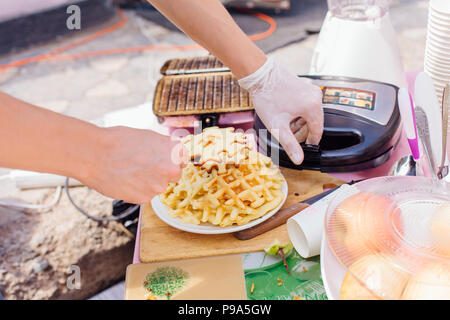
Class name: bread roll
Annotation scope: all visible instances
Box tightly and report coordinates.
[340,254,409,300]
[430,203,450,256]
[402,263,450,300]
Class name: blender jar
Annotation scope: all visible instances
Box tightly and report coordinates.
[327,0,391,20]
[310,0,407,88]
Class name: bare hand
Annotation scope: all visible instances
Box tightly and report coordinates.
[81,126,182,204]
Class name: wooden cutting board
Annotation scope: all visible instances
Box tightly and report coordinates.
[139,168,344,263]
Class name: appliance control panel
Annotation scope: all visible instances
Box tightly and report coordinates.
[303,76,398,126]
[321,87,375,110]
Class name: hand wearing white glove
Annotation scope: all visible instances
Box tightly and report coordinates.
[238,58,324,165]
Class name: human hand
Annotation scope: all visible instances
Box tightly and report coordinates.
[81,126,182,204]
[239,58,324,165]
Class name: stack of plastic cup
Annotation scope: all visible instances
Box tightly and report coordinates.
[425,0,450,112]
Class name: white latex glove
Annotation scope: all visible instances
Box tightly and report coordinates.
[238,57,324,165]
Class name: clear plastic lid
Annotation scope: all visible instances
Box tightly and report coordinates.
[325,176,450,299]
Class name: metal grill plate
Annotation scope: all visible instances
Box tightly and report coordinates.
[153,72,253,116]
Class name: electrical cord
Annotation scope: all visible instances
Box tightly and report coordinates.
[64,177,139,222]
[0,186,62,210]
[0,177,139,224]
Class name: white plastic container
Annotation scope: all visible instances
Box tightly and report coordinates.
[321,176,450,300]
[310,1,407,88]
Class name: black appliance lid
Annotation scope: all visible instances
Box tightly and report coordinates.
[254,75,402,172]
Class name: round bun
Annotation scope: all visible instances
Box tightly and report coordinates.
[332,192,400,258]
[340,254,410,300]
[430,203,450,256]
[340,272,382,300]
[401,263,450,300]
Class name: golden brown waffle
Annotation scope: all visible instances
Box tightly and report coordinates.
[153,72,253,117]
[182,127,254,171]
[140,168,345,263]
[161,158,284,227]
[160,56,229,75]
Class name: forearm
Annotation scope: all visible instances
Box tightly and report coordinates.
[148,0,267,78]
[0,91,104,180]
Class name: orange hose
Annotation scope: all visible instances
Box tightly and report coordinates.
[240,8,277,41]
[0,7,277,72]
[46,8,129,56]
[0,9,129,71]
[46,44,200,62]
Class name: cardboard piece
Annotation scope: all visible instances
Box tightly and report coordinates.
[125,255,246,300]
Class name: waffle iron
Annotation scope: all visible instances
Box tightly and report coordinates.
[255,75,402,172]
[153,56,255,131]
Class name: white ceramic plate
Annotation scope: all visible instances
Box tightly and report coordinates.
[151,175,288,234]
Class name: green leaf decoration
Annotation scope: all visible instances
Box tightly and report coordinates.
[264,239,282,256]
[143,266,189,299]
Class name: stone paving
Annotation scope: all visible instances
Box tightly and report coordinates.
[0,10,206,121]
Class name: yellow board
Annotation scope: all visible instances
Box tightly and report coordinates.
[139,168,343,263]
[124,255,246,300]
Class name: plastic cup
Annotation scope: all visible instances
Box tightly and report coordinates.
[428,24,450,37]
[429,10,450,20]
[425,53,450,67]
[426,43,450,59]
[425,54,450,66]
[430,12,450,23]
[425,48,450,64]
[425,73,450,87]
[424,64,450,78]
[429,13,450,25]
[428,20,450,33]
[427,33,450,47]
[425,58,450,70]
[425,52,450,67]
[431,0,450,15]
[433,79,449,89]
[428,25,450,41]
[428,19,450,31]
[424,64,450,79]
[427,39,450,51]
